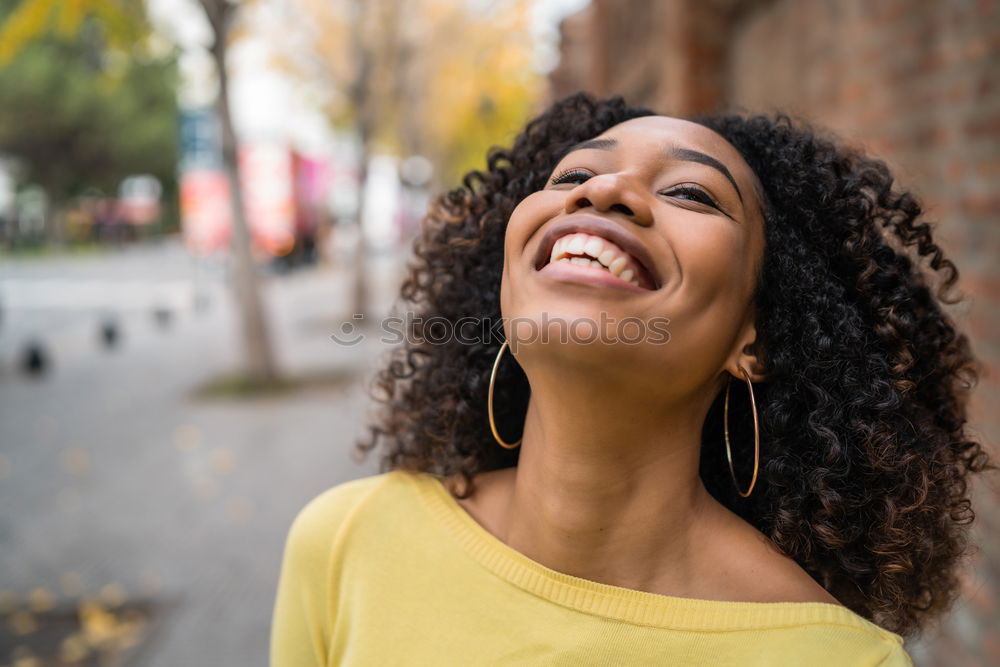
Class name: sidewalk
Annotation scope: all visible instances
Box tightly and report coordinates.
[0,240,403,665]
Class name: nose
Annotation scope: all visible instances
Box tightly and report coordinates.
[564,173,653,226]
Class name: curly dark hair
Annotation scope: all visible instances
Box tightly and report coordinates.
[355,92,991,637]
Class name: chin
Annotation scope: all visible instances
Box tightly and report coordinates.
[504,304,670,371]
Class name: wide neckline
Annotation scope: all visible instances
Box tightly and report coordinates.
[400,469,904,641]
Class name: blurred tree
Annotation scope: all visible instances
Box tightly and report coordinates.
[0,40,178,201]
[0,0,178,224]
[284,0,403,317]
[197,0,279,387]
[402,0,541,185]
[279,0,541,316]
[0,0,145,65]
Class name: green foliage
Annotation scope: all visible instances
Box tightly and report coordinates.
[0,0,147,65]
[0,19,179,201]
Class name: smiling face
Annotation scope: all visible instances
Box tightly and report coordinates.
[500,115,767,401]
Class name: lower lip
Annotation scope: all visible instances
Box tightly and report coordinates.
[536,261,651,293]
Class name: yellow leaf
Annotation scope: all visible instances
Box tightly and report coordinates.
[0,0,144,65]
[0,0,59,65]
[55,0,85,37]
[78,599,118,644]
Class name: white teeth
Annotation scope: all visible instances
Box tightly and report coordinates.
[583,237,603,258]
[552,254,644,287]
[597,249,616,267]
[546,232,649,288]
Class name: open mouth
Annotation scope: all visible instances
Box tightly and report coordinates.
[533,217,662,291]
[545,232,655,289]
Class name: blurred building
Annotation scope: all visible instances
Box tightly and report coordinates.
[551,1,1000,665]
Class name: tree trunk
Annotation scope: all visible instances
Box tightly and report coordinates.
[210,34,279,385]
[351,146,370,317]
[348,0,372,319]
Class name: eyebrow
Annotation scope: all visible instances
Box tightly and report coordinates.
[669,147,743,204]
[566,138,618,153]
[563,138,743,204]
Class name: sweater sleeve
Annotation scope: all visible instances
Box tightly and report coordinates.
[269,475,384,667]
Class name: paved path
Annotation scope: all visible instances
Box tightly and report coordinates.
[0,238,402,665]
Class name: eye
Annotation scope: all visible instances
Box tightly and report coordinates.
[550,169,593,186]
[661,185,721,210]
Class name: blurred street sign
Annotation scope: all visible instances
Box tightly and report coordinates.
[180,109,223,171]
[180,170,231,257]
[239,143,295,257]
[119,175,163,226]
[179,110,311,259]
[180,109,230,256]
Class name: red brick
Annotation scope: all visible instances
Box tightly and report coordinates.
[959,194,1000,218]
[960,275,1000,304]
[948,159,966,181]
[964,35,991,60]
[975,74,995,98]
[970,156,1000,181]
[964,111,1000,141]
[910,124,951,148]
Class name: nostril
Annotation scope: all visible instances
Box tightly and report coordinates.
[611,203,634,216]
[574,197,593,209]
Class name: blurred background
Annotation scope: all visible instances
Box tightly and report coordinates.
[0,0,996,665]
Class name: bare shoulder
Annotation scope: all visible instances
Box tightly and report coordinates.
[699,501,842,606]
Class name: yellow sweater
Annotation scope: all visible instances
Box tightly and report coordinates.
[270,470,912,666]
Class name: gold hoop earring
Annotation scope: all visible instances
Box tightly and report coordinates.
[724,366,760,498]
[488,340,521,449]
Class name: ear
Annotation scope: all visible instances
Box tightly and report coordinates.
[724,320,767,383]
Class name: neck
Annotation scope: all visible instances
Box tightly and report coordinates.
[496,363,722,595]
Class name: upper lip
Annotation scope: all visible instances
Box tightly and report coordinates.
[532,215,663,290]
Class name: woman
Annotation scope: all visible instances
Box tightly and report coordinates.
[270,94,990,665]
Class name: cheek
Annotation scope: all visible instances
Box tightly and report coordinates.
[502,191,558,276]
[663,219,758,362]
[672,218,755,300]
[500,194,542,315]
[641,223,755,379]
[505,192,553,246]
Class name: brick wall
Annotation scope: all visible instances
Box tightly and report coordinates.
[550,1,1000,664]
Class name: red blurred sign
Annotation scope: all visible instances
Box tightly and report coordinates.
[179,110,315,259]
[180,149,299,258]
[180,169,231,257]
[239,144,295,257]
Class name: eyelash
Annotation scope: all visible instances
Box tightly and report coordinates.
[666,186,721,210]
[549,170,722,211]
[550,169,592,185]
